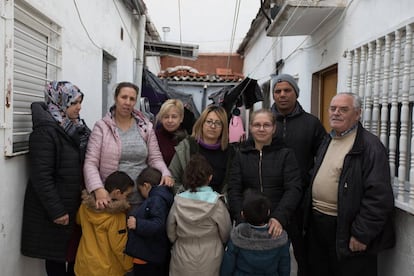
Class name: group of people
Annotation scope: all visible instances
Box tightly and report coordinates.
[20,74,395,276]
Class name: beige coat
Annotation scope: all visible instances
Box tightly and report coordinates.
[167,187,232,276]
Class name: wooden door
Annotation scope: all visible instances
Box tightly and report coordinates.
[321,69,337,130]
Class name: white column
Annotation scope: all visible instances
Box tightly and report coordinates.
[380,35,391,146]
[358,46,367,99]
[346,50,353,91]
[364,42,374,130]
[390,30,401,194]
[372,39,382,136]
[398,25,412,201]
[352,49,360,94]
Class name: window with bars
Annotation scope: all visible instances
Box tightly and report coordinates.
[5,1,61,156]
[346,22,414,214]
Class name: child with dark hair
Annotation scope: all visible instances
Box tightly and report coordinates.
[220,189,290,276]
[75,171,134,276]
[167,154,232,276]
[126,167,174,276]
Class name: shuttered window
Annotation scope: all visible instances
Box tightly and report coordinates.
[5,1,61,156]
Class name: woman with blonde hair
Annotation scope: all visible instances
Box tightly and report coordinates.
[155,99,187,166]
[169,105,231,193]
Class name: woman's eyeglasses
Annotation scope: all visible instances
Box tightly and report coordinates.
[205,120,223,128]
[251,123,273,130]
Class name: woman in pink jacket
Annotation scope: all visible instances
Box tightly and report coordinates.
[84,82,174,209]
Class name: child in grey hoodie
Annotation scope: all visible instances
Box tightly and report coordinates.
[220,189,290,276]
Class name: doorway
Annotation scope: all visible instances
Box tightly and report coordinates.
[312,65,337,130]
[102,52,117,116]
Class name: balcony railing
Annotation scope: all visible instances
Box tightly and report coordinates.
[346,22,414,213]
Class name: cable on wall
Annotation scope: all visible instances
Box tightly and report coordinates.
[73,0,101,49]
[246,0,349,81]
[246,0,307,79]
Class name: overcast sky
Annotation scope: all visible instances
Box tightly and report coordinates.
[144,0,261,53]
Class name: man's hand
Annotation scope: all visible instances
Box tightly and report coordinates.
[268,217,283,238]
[349,236,367,252]
[54,214,69,225]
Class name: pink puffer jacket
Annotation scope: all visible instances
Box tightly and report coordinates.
[84,110,170,193]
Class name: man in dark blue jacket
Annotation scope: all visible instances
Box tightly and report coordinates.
[305,92,395,276]
[271,73,326,276]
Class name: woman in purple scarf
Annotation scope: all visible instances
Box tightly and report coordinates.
[169,105,231,194]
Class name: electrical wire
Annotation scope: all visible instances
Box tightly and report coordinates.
[178,0,184,68]
[246,0,306,79]
[226,0,241,73]
[72,0,101,49]
[246,0,349,81]
[283,5,340,62]
[301,0,354,50]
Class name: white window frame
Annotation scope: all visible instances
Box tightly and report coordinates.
[3,0,61,156]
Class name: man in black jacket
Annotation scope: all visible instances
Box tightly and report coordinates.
[305,92,395,276]
[271,74,326,276]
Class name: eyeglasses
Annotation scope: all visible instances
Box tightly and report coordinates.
[329,106,352,114]
[251,123,273,130]
[205,120,223,128]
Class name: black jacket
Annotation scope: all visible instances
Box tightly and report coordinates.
[304,123,395,258]
[125,185,174,264]
[21,102,90,261]
[272,102,326,185]
[227,137,303,228]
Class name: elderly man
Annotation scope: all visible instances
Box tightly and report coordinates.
[271,74,326,276]
[305,92,395,276]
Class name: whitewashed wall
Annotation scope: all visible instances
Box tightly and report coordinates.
[241,20,275,87]
[0,0,142,274]
[242,0,414,275]
[146,56,162,76]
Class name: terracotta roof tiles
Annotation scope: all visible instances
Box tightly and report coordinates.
[158,66,243,83]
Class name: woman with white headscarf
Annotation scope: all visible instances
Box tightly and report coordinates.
[21,81,91,275]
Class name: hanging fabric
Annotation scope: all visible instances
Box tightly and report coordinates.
[229,108,245,143]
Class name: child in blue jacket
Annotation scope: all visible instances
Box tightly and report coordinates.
[126,167,174,276]
[220,189,290,276]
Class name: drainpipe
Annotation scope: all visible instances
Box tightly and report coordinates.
[135,14,146,110]
[202,84,208,111]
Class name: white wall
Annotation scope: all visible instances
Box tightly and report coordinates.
[18,0,141,126]
[0,0,141,274]
[146,56,162,76]
[241,21,275,86]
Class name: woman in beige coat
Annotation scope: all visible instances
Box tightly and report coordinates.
[167,154,231,276]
